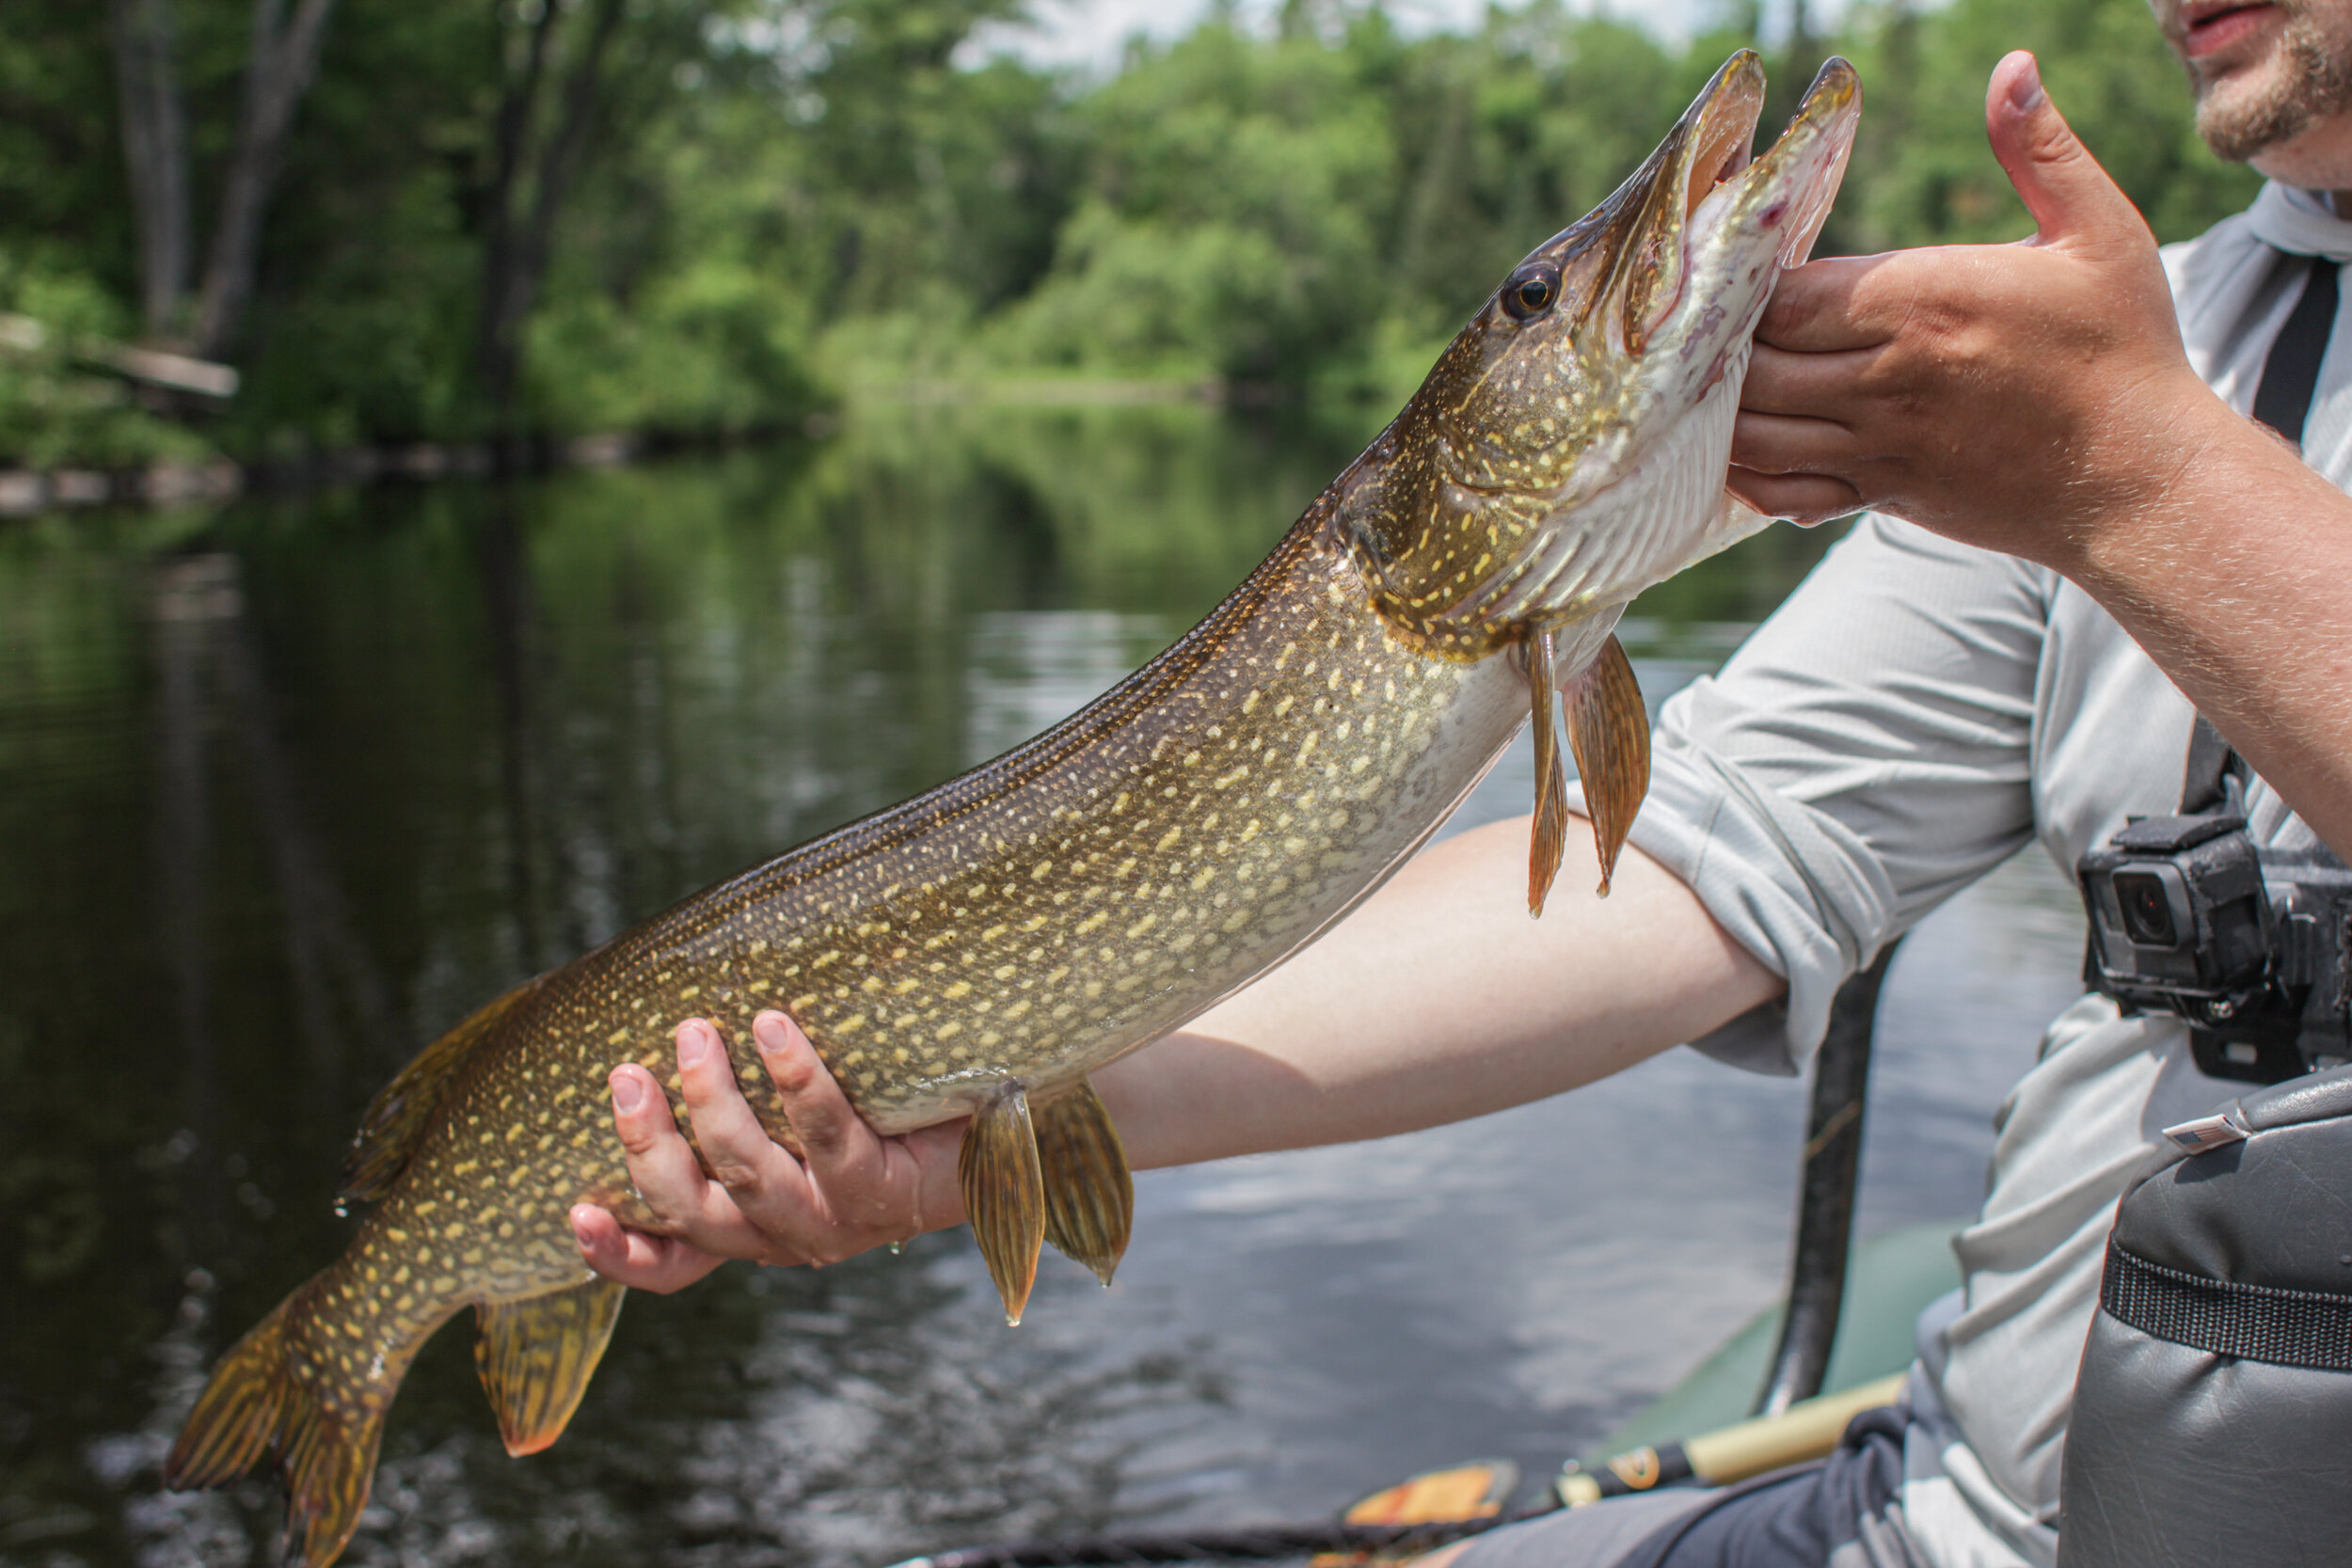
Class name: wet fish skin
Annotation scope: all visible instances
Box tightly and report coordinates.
[164,51,1859,1568]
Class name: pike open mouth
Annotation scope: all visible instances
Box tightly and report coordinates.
[1682,62,1763,220]
[1673,53,1857,241]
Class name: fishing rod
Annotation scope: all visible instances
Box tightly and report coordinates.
[882,944,1909,1568]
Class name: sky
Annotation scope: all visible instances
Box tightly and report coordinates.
[967,0,1856,77]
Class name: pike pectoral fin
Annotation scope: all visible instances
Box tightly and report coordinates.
[473,1277,627,1457]
[1563,635,1650,897]
[960,1085,1046,1325]
[1526,627,1570,917]
[1036,1078,1134,1287]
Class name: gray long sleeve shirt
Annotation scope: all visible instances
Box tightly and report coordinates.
[1601,183,2352,1565]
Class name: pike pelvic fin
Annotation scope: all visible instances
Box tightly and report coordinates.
[341,978,543,1204]
[1035,1078,1134,1287]
[1526,627,1570,917]
[163,1285,388,1568]
[1563,635,1650,897]
[474,1277,628,1457]
[961,1085,1046,1325]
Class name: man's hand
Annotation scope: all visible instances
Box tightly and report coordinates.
[1730,51,2236,569]
[569,1009,966,1292]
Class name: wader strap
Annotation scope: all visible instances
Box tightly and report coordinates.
[2252,252,2339,449]
[2179,716,2236,815]
[2100,1235,2352,1372]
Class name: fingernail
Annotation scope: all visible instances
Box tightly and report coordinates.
[677,1026,713,1069]
[2007,55,2043,114]
[754,1011,789,1053]
[612,1070,644,1114]
[569,1207,596,1248]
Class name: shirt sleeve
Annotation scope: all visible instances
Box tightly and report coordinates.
[1601,515,2055,1074]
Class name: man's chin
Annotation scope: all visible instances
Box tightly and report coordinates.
[2198,87,2319,163]
[2188,11,2352,166]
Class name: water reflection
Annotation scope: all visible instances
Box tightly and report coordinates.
[0,407,2082,1566]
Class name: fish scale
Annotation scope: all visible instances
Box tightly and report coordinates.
[165,49,1860,1568]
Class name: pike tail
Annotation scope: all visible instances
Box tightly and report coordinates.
[164,1278,393,1568]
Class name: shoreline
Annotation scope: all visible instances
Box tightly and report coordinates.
[0,428,766,521]
[0,377,1346,520]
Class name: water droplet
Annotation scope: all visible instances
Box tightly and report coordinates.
[887,1239,904,1257]
[333,1201,349,1219]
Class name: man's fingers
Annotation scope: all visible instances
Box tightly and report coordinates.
[571,1203,729,1294]
[609,1061,709,1213]
[755,1010,864,1166]
[674,1019,790,1198]
[1725,466,1863,527]
[1755,255,1899,353]
[1984,52,2152,256]
[1738,341,1878,420]
[1730,408,1861,477]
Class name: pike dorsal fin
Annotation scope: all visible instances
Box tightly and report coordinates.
[340,977,543,1204]
[961,1085,1046,1325]
[474,1277,628,1456]
[1036,1078,1134,1287]
[1564,635,1650,896]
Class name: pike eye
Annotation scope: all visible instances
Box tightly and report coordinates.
[1502,265,1560,322]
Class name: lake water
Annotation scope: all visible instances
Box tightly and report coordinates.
[0,406,2088,1567]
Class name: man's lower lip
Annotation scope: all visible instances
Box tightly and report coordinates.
[2185,4,2278,60]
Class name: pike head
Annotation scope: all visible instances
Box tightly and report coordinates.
[1340,51,1860,661]
[1336,52,1858,911]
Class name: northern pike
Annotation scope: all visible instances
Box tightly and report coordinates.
[167,51,1858,1567]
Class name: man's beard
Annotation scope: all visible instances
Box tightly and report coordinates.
[2195,11,2352,161]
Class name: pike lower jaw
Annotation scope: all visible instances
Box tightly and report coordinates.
[164,49,1858,1568]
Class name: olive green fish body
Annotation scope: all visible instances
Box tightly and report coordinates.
[167,52,1864,1568]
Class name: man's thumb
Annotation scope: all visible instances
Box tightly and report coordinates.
[1985,51,2142,250]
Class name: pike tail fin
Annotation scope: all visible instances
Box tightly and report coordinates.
[164,1283,389,1568]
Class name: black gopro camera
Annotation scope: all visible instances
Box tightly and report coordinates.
[2079,802,2352,1084]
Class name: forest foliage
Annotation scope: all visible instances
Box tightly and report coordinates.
[0,0,2265,467]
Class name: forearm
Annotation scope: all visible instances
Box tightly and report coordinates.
[2054,391,2352,857]
[1096,813,1784,1168]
